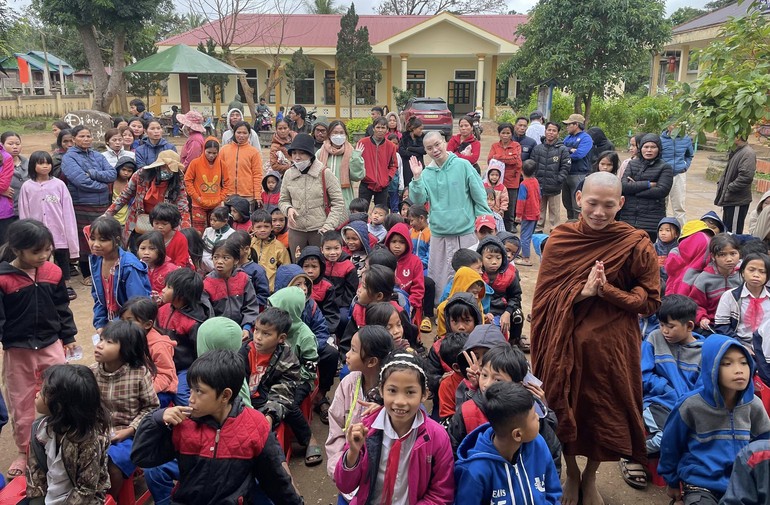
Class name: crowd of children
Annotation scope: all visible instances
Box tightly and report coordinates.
[6,124,770,505]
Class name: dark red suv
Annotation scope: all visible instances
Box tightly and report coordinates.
[400,97,453,139]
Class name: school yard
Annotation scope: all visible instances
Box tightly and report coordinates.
[0,127,765,504]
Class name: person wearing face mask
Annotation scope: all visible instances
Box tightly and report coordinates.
[279,134,347,252]
[106,150,191,250]
[316,120,366,208]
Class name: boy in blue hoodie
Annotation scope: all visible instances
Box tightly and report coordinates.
[454,381,562,505]
[659,334,770,504]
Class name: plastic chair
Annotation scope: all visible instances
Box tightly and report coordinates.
[0,476,25,505]
[116,469,152,505]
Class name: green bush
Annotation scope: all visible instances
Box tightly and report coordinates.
[590,97,635,148]
[629,94,677,136]
[344,118,371,137]
[495,110,517,124]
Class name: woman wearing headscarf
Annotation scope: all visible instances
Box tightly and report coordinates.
[279,134,346,251]
[316,120,365,208]
[587,126,615,167]
[176,110,207,169]
[619,133,674,241]
[269,118,296,175]
[221,108,261,148]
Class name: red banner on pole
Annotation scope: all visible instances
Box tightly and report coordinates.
[18,57,30,84]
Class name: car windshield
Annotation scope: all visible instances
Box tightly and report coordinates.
[411,101,447,111]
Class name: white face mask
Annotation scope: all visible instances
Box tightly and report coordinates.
[330,134,346,146]
[294,159,311,171]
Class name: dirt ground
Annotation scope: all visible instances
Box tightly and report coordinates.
[0,127,766,503]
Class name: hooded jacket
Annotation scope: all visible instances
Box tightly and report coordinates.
[220,138,263,201]
[135,137,177,169]
[660,129,694,176]
[0,261,77,350]
[267,286,319,383]
[325,249,358,310]
[748,191,770,235]
[410,225,431,272]
[250,231,291,292]
[238,260,270,309]
[715,143,757,207]
[477,236,521,317]
[278,159,347,233]
[61,145,117,206]
[239,338,300,424]
[261,169,282,210]
[658,335,770,494]
[665,230,712,296]
[298,246,340,334]
[722,439,770,505]
[146,328,177,394]
[620,134,674,234]
[531,139,571,196]
[90,249,151,329]
[435,269,485,337]
[269,131,294,174]
[274,264,330,349]
[455,424,562,505]
[180,131,206,169]
[0,145,14,219]
[131,397,302,505]
[409,152,493,237]
[342,220,372,276]
[222,108,262,149]
[483,164,508,214]
[447,133,481,166]
[655,217,681,258]
[641,329,704,411]
[18,175,80,255]
[196,317,253,408]
[385,223,425,312]
[587,127,615,167]
[157,298,211,372]
[701,210,726,233]
[202,269,260,331]
[487,141,522,189]
[184,136,233,210]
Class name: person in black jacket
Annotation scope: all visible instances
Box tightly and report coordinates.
[131,349,303,505]
[587,126,615,166]
[513,116,537,161]
[531,121,571,232]
[398,116,426,187]
[620,133,674,242]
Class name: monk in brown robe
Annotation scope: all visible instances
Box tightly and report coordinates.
[531,172,661,505]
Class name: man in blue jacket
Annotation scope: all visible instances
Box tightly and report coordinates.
[560,114,593,220]
[661,122,695,227]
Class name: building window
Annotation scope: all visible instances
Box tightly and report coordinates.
[495,78,509,105]
[325,70,336,105]
[406,70,425,97]
[295,69,315,104]
[188,76,202,103]
[355,71,376,105]
[515,78,526,100]
[237,69,258,102]
[454,70,476,81]
[687,50,699,73]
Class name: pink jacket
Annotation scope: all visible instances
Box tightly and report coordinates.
[665,231,711,296]
[326,371,365,478]
[181,132,206,169]
[0,146,14,219]
[334,408,455,505]
[18,178,80,256]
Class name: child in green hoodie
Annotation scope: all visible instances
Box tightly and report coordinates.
[267,285,323,467]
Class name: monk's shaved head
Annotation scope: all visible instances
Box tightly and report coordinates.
[582,172,622,198]
[576,172,624,230]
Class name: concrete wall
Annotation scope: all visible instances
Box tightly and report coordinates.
[0,93,92,119]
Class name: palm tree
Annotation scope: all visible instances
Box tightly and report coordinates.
[304,0,343,14]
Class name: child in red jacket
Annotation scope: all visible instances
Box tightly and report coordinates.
[515,160,541,267]
[261,170,281,211]
[385,222,425,325]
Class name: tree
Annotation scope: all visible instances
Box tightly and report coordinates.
[377,0,502,15]
[283,48,313,103]
[0,0,13,56]
[705,0,735,10]
[669,6,706,27]
[676,1,770,146]
[304,0,343,14]
[34,0,167,112]
[498,0,671,124]
[336,4,382,118]
[197,38,230,113]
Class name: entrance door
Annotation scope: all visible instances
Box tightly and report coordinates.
[447,81,475,115]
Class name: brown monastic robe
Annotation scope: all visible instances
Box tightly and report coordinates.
[531,217,661,463]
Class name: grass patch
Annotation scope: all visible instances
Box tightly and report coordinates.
[0,117,56,134]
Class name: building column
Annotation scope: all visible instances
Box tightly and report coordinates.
[400,54,408,90]
[489,55,498,119]
[678,45,690,83]
[649,52,660,96]
[475,54,485,111]
[334,64,341,119]
[386,56,393,112]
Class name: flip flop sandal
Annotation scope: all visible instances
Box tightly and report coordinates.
[80,276,92,287]
[420,318,432,332]
[304,444,323,467]
[313,397,330,425]
[7,455,26,480]
[67,286,78,300]
[618,458,648,490]
[519,337,531,353]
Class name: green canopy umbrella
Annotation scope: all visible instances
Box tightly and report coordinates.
[124,44,245,112]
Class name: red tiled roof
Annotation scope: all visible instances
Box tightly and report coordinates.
[159,14,526,48]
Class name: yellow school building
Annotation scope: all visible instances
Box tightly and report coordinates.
[157,12,525,120]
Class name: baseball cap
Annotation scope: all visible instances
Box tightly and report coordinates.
[562,113,585,125]
[475,214,496,232]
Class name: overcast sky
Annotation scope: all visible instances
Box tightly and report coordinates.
[351,0,714,14]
